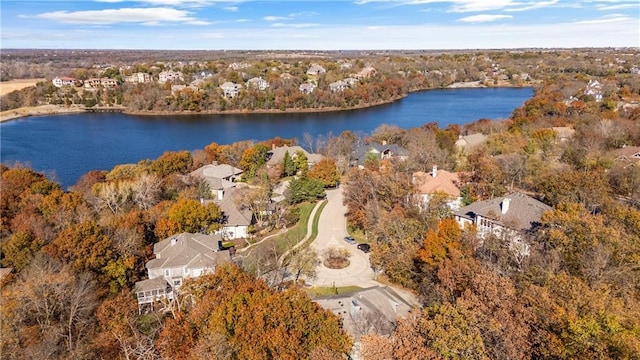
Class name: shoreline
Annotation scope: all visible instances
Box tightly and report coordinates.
[0,83,533,123]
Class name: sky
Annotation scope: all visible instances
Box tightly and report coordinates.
[1,0,639,50]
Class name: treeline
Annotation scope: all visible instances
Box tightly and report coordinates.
[3,48,638,113]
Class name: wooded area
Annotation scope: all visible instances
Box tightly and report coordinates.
[1,48,640,359]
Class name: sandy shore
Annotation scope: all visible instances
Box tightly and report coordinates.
[0,105,87,123]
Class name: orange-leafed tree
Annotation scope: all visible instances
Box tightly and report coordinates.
[157,264,352,360]
[308,158,341,188]
[416,218,461,268]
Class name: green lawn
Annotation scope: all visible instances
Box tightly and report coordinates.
[272,201,316,253]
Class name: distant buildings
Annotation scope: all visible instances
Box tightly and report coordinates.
[52,76,78,87]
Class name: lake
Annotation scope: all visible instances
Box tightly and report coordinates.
[0,87,533,188]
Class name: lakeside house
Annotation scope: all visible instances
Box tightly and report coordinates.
[299,82,316,94]
[52,76,79,87]
[220,81,243,98]
[352,142,409,168]
[328,80,350,92]
[266,145,324,168]
[246,77,269,91]
[134,232,232,312]
[84,77,119,88]
[189,163,251,239]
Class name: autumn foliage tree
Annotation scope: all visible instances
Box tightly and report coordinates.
[157,264,352,359]
[308,157,341,188]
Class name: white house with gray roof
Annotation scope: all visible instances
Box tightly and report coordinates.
[220,81,243,98]
[246,77,269,90]
[134,232,232,310]
[455,192,551,256]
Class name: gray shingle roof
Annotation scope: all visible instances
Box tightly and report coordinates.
[455,192,551,231]
[352,142,409,166]
[266,145,323,166]
[147,233,229,271]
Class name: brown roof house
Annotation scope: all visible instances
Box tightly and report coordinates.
[412,165,462,210]
[134,232,232,311]
[613,146,640,166]
[455,193,551,256]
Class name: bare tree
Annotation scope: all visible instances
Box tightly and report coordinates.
[131,173,162,210]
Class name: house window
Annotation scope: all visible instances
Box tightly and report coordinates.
[165,269,170,277]
[173,279,182,287]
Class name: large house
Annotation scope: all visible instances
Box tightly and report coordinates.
[246,77,269,91]
[266,145,324,168]
[124,72,151,84]
[189,163,251,239]
[306,63,326,75]
[352,142,409,168]
[328,80,349,92]
[52,76,78,87]
[158,70,184,84]
[190,163,243,200]
[134,232,232,311]
[454,192,551,255]
[299,82,316,94]
[206,187,253,240]
[220,81,243,98]
[412,165,462,210]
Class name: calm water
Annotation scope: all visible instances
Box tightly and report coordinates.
[1,87,533,188]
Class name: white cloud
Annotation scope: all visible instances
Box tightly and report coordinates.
[596,2,640,10]
[224,6,239,11]
[263,15,288,21]
[458,14,513,22]
[572,13,632,24]
[95,0,239,5]
[355,0,562,12]
[505,0,559,12]
[271,23,318,28]
[35,7,209,25]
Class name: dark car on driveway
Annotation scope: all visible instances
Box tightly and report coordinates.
[344,236,356,245]
[357,243,371,253]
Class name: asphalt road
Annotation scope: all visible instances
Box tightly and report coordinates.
[307,186,376,287]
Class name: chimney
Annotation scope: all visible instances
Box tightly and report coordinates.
[171,237,177,246]
[212,160,218,166]
[217,240,223,251]
[272,143,276,151]
[432,165,438,178]
[381,140,387,145]
[501,198,511,214]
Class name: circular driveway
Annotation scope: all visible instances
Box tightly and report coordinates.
[308,187,376,287]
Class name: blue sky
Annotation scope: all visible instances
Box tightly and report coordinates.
[1,0,638,49]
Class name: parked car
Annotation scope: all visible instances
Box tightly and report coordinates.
[357,243,371,253]
[344,236,356,245]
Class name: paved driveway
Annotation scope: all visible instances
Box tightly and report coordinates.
[307,186,376,287]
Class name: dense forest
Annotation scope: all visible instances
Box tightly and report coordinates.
[1,49,640,359]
